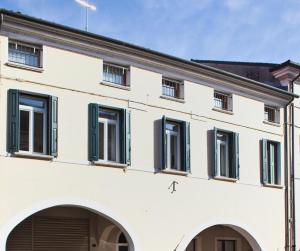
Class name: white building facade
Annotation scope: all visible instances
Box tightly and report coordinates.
[0,9,297,251]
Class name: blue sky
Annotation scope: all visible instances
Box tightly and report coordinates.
[1,0,300,63]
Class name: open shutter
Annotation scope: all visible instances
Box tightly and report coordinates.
[184,121,191,172]
[277,142,281,185]
[7,89,19,153]
[49,96,58,157]
[261,139,268,184]
[125,110,131,165]
[233,132,240,179]
[161,116,167,170]
[88,103,99,161]
[212,127,218,177]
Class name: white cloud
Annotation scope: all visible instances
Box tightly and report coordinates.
[224,0,249,11]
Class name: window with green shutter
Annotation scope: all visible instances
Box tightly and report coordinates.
[213,128,239,179]
[261,139,281,185]
[161,117,190,172]
[7,89,58,156]
[88,104,131,165]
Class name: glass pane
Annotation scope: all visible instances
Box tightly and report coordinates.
[220,143,227,176]
[20,110,30,151]
[103,64,125,85]
[118,233,128,244]
[20,95,45,108]
[217,133,228,177]
[108,123,117,161]
[170,134,178,170]
[8,42,40,67]
[99,109,118,121]
[217,240,223,251]
[118,247,128,251]
[166,122,179,132]
[33,112,44,153]
[225,240,236,251]
[99,122,104,160]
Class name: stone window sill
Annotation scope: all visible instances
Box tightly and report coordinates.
[5,62,44,73]
[93,161,128,169]
[161,169,189,176]
[263,120,280,127]
[100,81,131,91]
[160,95,185,103]
[263,183,283,189]
[212,107,234,115]
[213,176,237,182]
[12,152,54,160]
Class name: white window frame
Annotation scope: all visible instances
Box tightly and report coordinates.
[166,121,181,170]
[214,91,232,111]
[103,62,129,86]
[217,132,230,177]
[264,105,279,124]
[215,237,241,251]
[98,110,120,163]
[8,40,42,68]
[267,141,278,184]
[162,77,184,99]
[19,103,47,155]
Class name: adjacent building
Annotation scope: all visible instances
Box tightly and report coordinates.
[0,9,298,251]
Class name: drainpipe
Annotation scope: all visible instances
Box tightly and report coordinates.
[290,73,300,251]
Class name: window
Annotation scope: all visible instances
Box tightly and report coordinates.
[217,239,236,251]
[8,41,42,68]
[264,106,279,124]
[214,91,232,111]
[162,78,183,99]
[88,104,131,165]
[213,128,239,179]
[103,63,129,86]
[261,139,281,185]
[161,117,190,172]
[117,233,128,251]
[7,89,58,156]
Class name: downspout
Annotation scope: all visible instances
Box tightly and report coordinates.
[290,73,300,251]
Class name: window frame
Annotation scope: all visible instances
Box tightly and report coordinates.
[19,98,47,155]
[162,77,184,100]
[264,105,280,124]
[8,40,43,68]
[116,232,129,251]
[98,107,120,163]
[165,120,181,171]
[215,237,241,251]
[213,91,232,111]
[102,62,130,87]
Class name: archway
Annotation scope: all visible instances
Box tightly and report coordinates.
[180,223,263,251]
[1,199,138,251]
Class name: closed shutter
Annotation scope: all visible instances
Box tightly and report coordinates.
[49,96,58,157]
[261,139,268,184]
[88,103,99,161]
[277,142,281,185]
[33,217,90,251]
[183,121,191,172]
[125,110,131,165]
[7,89,20,153]
[161,116,167,170]
[233,132,239,179]
[6,218,33,251]
[212,127,218,177]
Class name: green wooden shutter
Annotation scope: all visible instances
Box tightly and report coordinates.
[7,89,19,153]
[125,110,131,165]
[233,132,240,179]
[261,139,268,184]
[184,121,191,172]
[49,96,58,157]
[212,127,218,177]
[277,142,281,185]
[88,103,99,161]
[161,116,167,170]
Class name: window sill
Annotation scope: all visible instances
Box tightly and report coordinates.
[212,107,233,115]
[213,176,237,182]
[263,183,283,189]
[161,169,189,176]
[5,62,44,73]
[100,81,131,91]
[160,95,185,103]
[12,152,54,160]
[263,120,280,127]
[93,161,128,169]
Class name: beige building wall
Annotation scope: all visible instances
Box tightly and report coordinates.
[0,28,289,251]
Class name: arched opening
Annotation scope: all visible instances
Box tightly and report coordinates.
[6,205,132,251]
[185,224,260,251]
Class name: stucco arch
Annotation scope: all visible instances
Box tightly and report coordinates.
[0,197,140,251]
[175,219,265,251]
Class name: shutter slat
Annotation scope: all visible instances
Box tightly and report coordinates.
[49,96,58,156]
[7,89,19,153]
[184,121,191,172]
[161,116,167,170]
[126,110,131,165]
[213,127,218,177]
[234,132,240,179]
[277,142,281,185]
[88,103,99,161]
[261,139,268,184]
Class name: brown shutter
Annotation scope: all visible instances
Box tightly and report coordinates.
[6,218,33,251]
[33,217,90,251]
